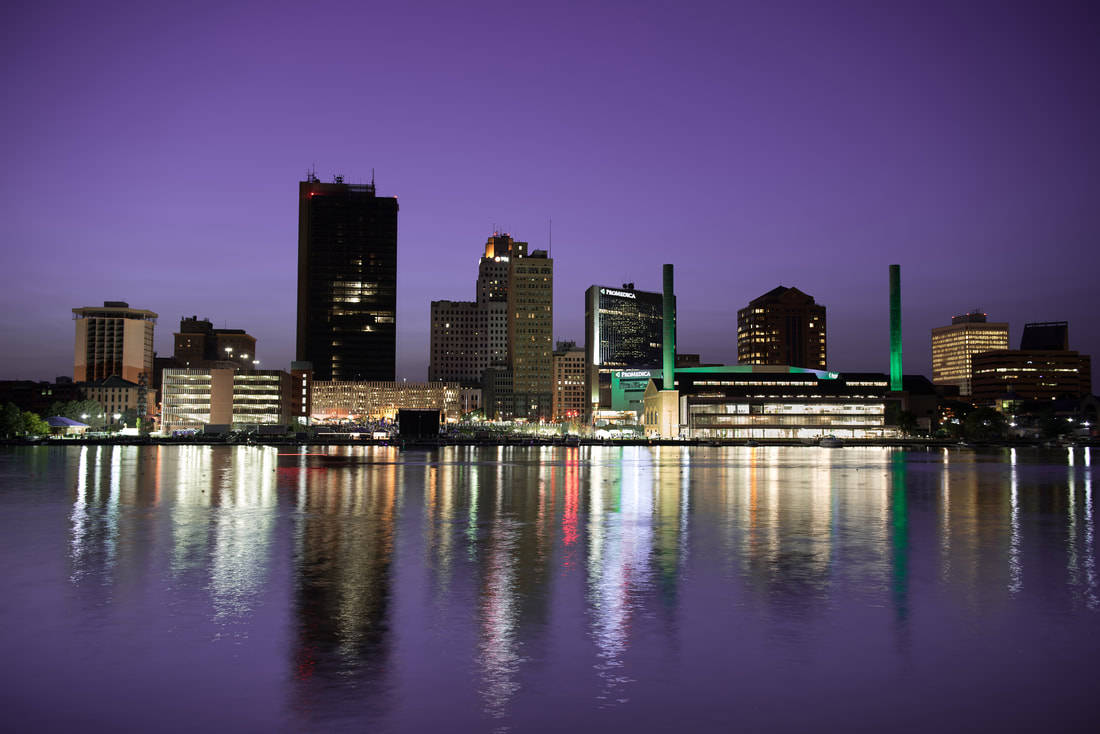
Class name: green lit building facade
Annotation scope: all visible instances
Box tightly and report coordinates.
[585,284,670,419]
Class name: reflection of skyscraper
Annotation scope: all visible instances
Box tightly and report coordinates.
[291,451,397,704]
[297,175,398,382]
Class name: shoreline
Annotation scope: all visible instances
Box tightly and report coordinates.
[2,437,1095,449]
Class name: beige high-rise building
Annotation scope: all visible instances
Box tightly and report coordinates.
[508,249,553,420]
[931,311,1009,395]
[73,301,157,384]
[552,340,585,422]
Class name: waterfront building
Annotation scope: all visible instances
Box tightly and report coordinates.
[971,350,1092,403]
[643,365,900,439]
[290,361,313,423]
[161,368,292,434]
[737,286,826,370]
[970,321,1091,404]
[77,376,156,425]
[552,340,585,422]
[309,380,460,422]
[73,301,157,384]
[584,283,667,419]
[296,174,398,382]
[930,311,1009,395]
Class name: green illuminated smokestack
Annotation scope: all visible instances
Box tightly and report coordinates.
[663,264,675,390]
[889,264,902,391]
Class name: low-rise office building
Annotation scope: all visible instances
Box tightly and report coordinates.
[643,365,902,439]
[971,350,1092,403]
[161,368,292,434]
[310,380,461,422]
[78,376,156,426]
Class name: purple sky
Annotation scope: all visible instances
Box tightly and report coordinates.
[2,0,1098,383]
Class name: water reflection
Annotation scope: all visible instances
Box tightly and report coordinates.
[30,444,1098,729]
[290,447,398,717]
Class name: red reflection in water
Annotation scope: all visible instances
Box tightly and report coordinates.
[562,451,580,568]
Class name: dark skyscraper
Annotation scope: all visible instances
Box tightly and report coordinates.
[296,175,398,381]
[584,283,669,418]
[737,286,827,370]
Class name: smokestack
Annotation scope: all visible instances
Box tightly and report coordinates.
[889,264,902,391]
[663,264,675,390]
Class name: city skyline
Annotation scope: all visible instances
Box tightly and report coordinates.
[2,1,1098,385]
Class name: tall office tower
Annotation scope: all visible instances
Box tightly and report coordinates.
[428,233,522,385]
[930,311,1009,395]
[584,283,667,418]
[737,286,826,370]
[552,340,585,422]
[173,316,258,367]
[508,249,554,420]
[296,174,398,382]
[73,301,157,383]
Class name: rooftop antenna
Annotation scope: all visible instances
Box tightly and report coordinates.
[549,217,552,258]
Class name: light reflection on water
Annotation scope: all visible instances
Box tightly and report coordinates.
[2,444,1099,732]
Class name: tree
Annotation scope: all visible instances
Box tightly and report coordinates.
[21,411,50,437]
[1,402,23,438]
[963,407,1008,442]
[897,410,919,436]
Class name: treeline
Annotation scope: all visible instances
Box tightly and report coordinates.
[1,402,50,438]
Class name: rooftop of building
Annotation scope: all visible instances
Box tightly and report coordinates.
[746,285,818,307]
[1020,321,1070,350]
[73,302,158,319]
[78,376,143,389]
[951,310,988,324]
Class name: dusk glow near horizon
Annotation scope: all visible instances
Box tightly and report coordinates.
[2,0,1098,383]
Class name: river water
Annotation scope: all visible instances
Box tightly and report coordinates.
[1,445,1097,732]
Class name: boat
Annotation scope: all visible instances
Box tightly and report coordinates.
[819,436,844,448]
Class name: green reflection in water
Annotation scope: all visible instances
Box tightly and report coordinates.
[890,450,909,623]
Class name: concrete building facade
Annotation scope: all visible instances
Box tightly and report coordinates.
[161,368,291,434]
[73,301,157,384]
[552,340,585,422]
